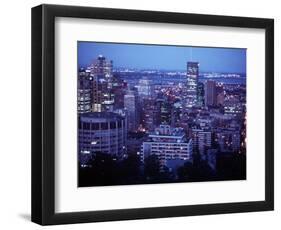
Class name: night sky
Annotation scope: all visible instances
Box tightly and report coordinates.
[78,41,246,73]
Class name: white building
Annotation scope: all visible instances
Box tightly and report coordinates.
[141,125,193,170]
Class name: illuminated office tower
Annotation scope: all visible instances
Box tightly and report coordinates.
[89,55,114,112]
[186,62,199,107]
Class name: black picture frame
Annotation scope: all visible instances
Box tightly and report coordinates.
[31,4,274,225]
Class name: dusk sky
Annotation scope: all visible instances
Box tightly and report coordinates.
[78,42,246,73]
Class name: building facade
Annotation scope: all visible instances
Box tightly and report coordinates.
[192,128,212,154]
[205,80,217,107]
[124,90,139,132]
[141,125,193,170]
[155,98,172,126]
[215,127,241,152]
[197,81,205,107]
[78,112,127,166]
[186,62,199,107]
[78,70,92,114]
[88,55,114,112]
[137,78,154,98]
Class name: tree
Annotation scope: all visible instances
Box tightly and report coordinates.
[144,155,161,181]
[177,159,216,182]
[78,152,118,186]
[119,153,142,184]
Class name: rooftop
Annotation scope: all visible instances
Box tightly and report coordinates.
[80,112,124,123]
[148,125,187,141]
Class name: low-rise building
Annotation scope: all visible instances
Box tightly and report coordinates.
[141,125,192,170]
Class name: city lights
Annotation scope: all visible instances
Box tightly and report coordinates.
[78,42,246,187]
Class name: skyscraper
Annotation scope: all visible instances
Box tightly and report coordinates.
[197,81,205,106]
[155,98,172,126]
[89,55,114,112]
[186,62,199,107]
[78,70,92,114]
[124,90,139,132]
[205,80,217,107]
[141,98,156,132]
[216,83,224,106]
[90,55,113,79]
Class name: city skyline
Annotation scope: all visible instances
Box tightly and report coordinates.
[78,44,246,187]
[78,42,246,73]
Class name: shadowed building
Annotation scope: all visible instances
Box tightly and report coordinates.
[124,90,139,132]
[205,80,217,107]
[197,81,205,107]
[78,112,127,166]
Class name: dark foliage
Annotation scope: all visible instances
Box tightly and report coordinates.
[216,152,246,180]
[79,151,246,187]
